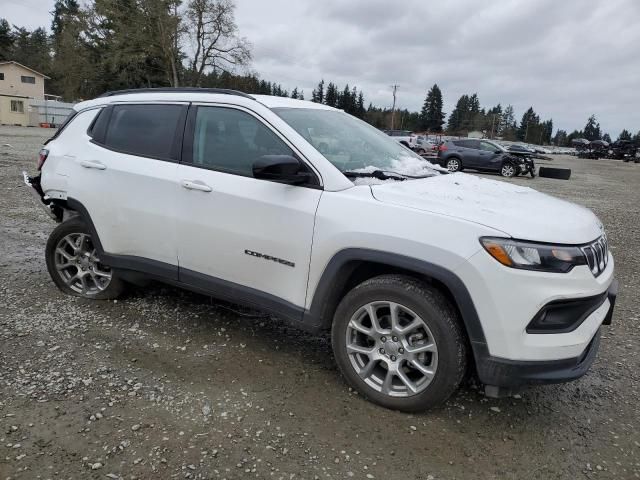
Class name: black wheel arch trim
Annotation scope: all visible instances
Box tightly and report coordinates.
[63,197,308,327]
[305,248,488,355]
[63,200,489,362]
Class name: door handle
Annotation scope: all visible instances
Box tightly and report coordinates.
[181,180,212,192]
[80,160,106,170]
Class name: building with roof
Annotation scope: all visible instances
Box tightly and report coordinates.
[0,61,50,126]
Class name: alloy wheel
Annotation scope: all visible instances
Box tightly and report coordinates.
[54,233,112,295]
[345,301,438,397]
[446,159,460,172]
[501,164,516,177]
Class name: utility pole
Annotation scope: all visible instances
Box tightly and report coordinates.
[390,84,399,130]
[491,114,496,139]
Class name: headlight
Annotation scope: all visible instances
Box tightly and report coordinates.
[480,237,586,273]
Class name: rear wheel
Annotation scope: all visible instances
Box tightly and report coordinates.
[331,275,467,412]
[45,218,125,300]
[446,158,461,172]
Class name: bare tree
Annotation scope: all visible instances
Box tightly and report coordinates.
[140,0,183,87]
[185,0,251,86]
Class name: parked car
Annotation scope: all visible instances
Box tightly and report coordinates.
[414,136,437,155]
[24,88,617,412]
[437,139,525,177]
[609,140,639,162]
[384,129,416,149]
[507,144,536,154]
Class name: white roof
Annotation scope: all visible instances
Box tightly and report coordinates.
[74,90,338,112]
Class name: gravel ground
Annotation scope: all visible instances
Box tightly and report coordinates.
[0,125,639,480]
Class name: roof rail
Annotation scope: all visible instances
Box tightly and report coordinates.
[98,87,255,99]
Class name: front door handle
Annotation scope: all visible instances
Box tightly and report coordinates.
[181,180,212,192]
[80,160,106,170]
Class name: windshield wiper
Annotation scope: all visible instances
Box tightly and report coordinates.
[343,169,407,181]
[343,169,438,181]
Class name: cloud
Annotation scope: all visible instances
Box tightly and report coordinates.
[236,0,640,136]
[3,0,639,136]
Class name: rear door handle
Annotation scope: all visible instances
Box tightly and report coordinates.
[80,160,106,170]
[181,180,212,192]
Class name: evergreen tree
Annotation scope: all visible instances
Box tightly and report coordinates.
[337,84,351,111]
[10,27,51,76]
[602,133,612,143]
[500,104,517,140]
[0,18,13,61]
[356,91,365,118]
[553,129,568,146]
[419,84,445,132]
[617,129,632,141]
[583,115,601,141]
[51,0,80,37]
[447,94,469,134]
[485,104,502,138]
[517,107,539,142]
[324,82,338,107]
[311,79,324,103]
[290,87,299,99]
[566,130,585,144]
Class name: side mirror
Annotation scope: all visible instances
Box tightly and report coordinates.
[252,155,312,185]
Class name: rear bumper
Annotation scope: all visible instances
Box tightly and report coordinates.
[22,172,59,221]
[478,279,617,390]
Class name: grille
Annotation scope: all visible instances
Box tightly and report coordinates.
[581,235,609,277]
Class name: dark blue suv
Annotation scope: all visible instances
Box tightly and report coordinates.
[437,139,523,177]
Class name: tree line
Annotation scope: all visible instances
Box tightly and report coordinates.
[1,1,637,145]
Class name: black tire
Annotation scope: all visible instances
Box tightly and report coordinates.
[331,275,467,412]
[445,157,462,172]
[539,166,571,180]
[45,217,126,300]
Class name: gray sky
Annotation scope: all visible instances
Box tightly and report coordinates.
[3,0,639,137]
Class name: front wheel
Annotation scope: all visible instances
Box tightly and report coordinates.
[45,218,125,300]
[500,163,517,177]
[331,275,467,412]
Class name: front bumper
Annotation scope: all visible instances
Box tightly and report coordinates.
[479,279,617,391]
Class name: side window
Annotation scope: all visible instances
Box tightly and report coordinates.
[480,141,498,152]
[102,104,186,161]
[189,106,294,177]
[453,140,475,148]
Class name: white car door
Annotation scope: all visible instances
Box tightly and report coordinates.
[66,102,188,274]
[175,104,322,313]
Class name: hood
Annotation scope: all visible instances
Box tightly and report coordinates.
[370,173,602,244]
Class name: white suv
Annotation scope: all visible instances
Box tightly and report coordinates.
[24,88,617,411]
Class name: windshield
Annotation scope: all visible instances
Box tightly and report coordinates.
[273,108,442,179]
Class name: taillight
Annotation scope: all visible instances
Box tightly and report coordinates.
[37,148,49,171]
[438,144,448,152]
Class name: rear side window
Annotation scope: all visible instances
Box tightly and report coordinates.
[453,140,478,149]
[102,104,186,161]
